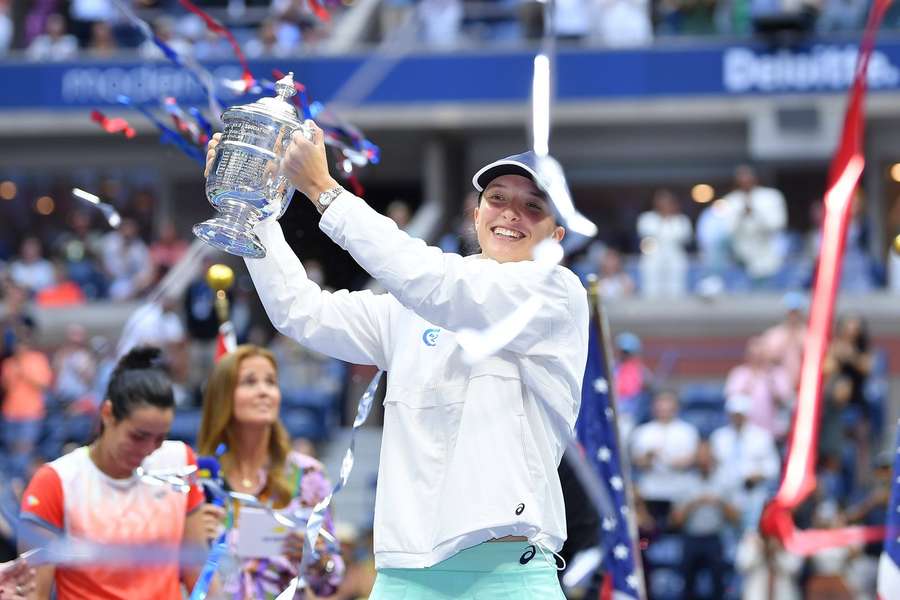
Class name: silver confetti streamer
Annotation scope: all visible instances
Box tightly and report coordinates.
[275,370,383,600]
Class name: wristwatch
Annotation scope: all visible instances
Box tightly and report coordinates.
[313,185,344,214]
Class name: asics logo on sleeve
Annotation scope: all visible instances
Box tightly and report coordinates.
[422,328,441,347]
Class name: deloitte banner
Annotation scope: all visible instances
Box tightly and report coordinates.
[3,39,900,110]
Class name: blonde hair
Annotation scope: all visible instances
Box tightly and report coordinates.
[197,345,294,508]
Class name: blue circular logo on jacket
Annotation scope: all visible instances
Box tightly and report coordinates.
[422,328,441,347]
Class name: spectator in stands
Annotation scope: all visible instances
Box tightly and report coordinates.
[419,0,463,47]
[593,0,653,47]
[149,220,189,283]
[636,188,692,298]
[725,336,794,439]
[696,198,733,287]
[613,331,652,440]
[26,13,78,61]
[759,291,807,389]
[818,372,852,502]
[0,283,35,361]
[35,260,86,307]
[101,217,154,301]
[670,440,740,600]
[657,0,718,34]
[807,190,875,293]
[843,450,892,596]
[630,389,699,527]
[735,531,803,600]
[56,210,107,299]
[9,237,54,296]
[720,165,788,289]
[68,0,115,46]
[86,21,118,57]
[823,313,874,487]
[710,394,780,530]
[141,16,193,60]
[817,0,867,31]
[596,247,636,298]
[1,322,52,478]
[51,324,98,414]
[244,18,298,58]
[197,345,345,597]
[554,0,591,40]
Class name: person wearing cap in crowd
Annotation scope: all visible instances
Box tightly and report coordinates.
[613,331,653,441]
[205,128,588,599]
[709,394,781,530]
[759,291,809,389]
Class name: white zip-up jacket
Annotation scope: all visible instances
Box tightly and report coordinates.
[245,191,589,569]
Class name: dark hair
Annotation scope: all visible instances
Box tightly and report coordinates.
[105,346,174,422]
[837,314,870,353]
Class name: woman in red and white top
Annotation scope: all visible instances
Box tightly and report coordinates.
[18,346,223,600]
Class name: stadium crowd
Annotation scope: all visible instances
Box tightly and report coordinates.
[0,0,899,59]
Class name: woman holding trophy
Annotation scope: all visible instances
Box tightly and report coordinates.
[203,102,588,597]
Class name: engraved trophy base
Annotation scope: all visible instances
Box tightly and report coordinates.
[192,198,266,258]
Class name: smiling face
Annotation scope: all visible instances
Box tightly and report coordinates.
[232,355,281,427]
[474,174,564,264]
[100,402,173,474]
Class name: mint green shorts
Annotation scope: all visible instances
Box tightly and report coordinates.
[369,542,566,599]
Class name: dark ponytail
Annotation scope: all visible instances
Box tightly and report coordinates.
[105,346,174,423]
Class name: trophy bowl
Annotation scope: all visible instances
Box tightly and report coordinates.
[193,73,311,258]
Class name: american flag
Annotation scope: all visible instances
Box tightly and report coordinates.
[575,313,642,600]
[877,419,900,600]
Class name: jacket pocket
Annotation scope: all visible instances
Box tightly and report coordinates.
[375,383,463,555]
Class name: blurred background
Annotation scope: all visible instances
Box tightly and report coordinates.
[1,0,899,598]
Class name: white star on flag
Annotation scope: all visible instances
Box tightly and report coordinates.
[610,475,623,491]
[626,574,638,589]
[602,517,616,531]
[597,446,611,462]
[605,407,614,420]
[613,544,628,560]
[593,377,608,394]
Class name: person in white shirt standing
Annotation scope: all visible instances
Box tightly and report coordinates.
[629,389,699,526]
[636,188,692,298]
[720,165,788,290]
[710,394,781,530]
[204,128,589,599]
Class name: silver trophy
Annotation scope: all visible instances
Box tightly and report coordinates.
[194,73,311,258]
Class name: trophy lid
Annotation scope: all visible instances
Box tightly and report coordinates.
[227,72,302,125]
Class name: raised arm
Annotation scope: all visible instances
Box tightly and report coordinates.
[245,219,393,369]
[319,194,582,354]
[204,133,392,370]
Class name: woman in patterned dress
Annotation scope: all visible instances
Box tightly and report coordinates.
[197,344,344,599]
